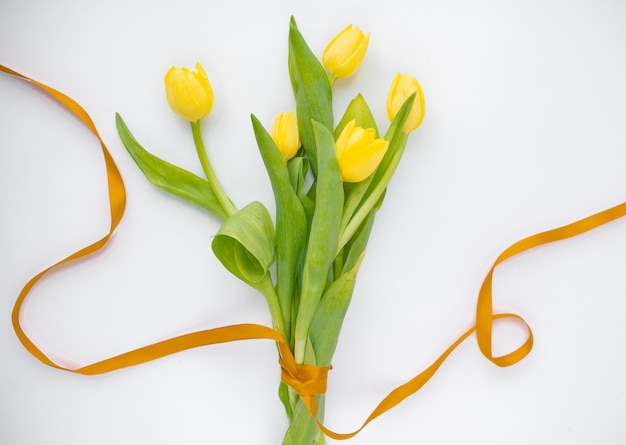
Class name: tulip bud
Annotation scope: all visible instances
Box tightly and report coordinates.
[322,25,370,81]
[164,62,214,122]
[386,73,425,133]
[270,111,301,160]
[335,120,389,183]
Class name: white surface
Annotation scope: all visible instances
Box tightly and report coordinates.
[1,1,626,443]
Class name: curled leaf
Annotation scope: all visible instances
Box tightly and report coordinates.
[212,202,275,285]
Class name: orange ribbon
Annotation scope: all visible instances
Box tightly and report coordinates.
[3,64,625,440]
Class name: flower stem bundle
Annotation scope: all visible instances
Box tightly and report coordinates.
[116,16,425,444]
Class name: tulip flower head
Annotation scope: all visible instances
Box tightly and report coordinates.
[270,111,301,160]
[165,62,214,122]
[322,25,370,81]
[387,73,425,133]
[335,120,389,183]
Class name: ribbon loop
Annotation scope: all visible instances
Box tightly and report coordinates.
[481,313,534,368]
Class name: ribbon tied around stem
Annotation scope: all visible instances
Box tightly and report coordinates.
[279,360,332,399]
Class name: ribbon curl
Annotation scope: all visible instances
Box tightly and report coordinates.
[3,64,625,440]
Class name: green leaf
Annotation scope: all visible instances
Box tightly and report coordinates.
[288,17,333,178]
[115,113,229,221]
[251,114,308,339]
[211,202,275,285]
[281,395,324,445]
[334,93,379,139]
[341,178,373,239]
[278,382,293,422]
[293,121,344,362]
[287,156,315,226]
[342,209,375,275]
[367,93,416,193]
[309,253,364,367]
[312,207,374,368]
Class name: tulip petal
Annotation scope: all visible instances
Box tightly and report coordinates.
[164,62,213,122]
[339,138,388,183]
[322,24,369,79]
[387,73,425,133]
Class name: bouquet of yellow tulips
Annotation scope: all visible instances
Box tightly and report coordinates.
[116,17,425,444]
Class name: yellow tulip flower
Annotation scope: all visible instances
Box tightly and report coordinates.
[270,111,301,160]
[335,120,389,183]
[386,73,425,133]
[322,25,370,81]
[164,62,214,122]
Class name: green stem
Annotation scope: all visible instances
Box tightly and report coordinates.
[333,250,343,280]
[327,72,336,88]
[281,392,325,444]
[254,274,286,338]
[190,121,237,218]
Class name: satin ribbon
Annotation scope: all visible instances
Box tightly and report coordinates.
[3,64,625,440]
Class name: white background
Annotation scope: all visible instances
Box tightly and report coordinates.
[1,0,626,443]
